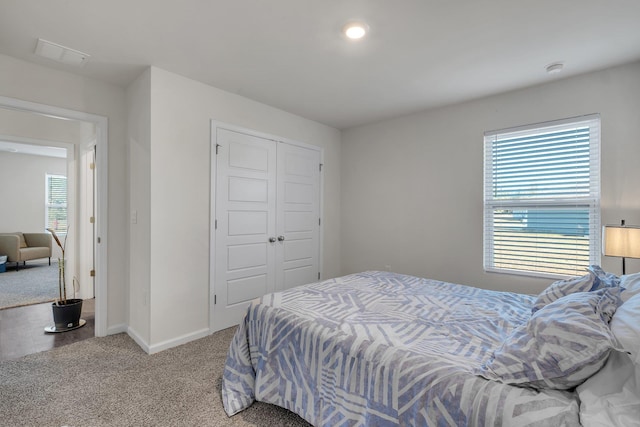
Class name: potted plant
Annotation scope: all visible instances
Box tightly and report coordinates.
[46,228,84,332]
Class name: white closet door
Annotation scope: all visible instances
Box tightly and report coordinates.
[214,128,277,330]
[276,142,320,290]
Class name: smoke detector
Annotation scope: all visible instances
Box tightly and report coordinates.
[545,62,564,74]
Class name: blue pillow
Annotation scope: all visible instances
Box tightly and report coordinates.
[477,287,622,390]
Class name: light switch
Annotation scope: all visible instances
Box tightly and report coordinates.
[131,210,137,224]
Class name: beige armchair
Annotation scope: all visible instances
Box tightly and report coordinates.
[0,232,52,271]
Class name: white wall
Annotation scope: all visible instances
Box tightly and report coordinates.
[0,53,128,330]
[341,61,640,295]
[128,66,342,351]
[126,68,151,344]
[0,107,93,144]
[0,152,66,260]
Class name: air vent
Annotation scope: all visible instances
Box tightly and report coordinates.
[35,38,90,66]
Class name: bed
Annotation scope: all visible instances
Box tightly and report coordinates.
[222,270,640,426]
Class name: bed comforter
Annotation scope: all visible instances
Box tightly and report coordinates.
[222,271,580,426]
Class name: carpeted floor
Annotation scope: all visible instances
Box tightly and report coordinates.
[0,260,58,309]
[0,326,312,426]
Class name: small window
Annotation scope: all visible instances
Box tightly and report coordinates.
[483,115,600,278]
[46,174,67,234]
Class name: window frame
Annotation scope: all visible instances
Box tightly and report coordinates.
[45,173,68,234]
[483,114,601,279]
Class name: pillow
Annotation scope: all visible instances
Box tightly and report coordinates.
[531,265,620,313]
[14,232,27,248]
[611,293,640,364]
[620,272,640,303]
[531,273,595,313]
[587,265,621,289]
[577,350,640,427]
[477,287,622,390]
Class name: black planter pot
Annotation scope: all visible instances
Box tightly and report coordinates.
[52,298,83,329]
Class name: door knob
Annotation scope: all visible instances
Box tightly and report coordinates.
[269,237,276,243]
[277,235,285,242]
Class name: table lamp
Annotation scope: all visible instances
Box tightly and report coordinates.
[602,219,640,275]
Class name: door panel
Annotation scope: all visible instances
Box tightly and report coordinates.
[214,128,276,330]
[284,239,314,261]
[284,265,316,289]
[227,274,268,305]
[228,243,267,270]
[213,126,321,331]
[284,211,314,232]
[276,142,320,291]
[284,182,313,204]
[229,177,268,202]
[228,211,268,236]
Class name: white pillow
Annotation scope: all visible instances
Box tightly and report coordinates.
[577,350,640,427]
[611,293,640,364]
[620,272,640,303]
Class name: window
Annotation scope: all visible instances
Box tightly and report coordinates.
[46,174,67,234]
[483,115,600,278]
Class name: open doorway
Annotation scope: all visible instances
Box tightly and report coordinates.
[0,139,74,309]
[0,95,108,340]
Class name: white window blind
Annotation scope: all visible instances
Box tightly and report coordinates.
[484,115,600,278]
[46,174,67,233]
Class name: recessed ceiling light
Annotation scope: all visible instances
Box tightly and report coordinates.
[35,38,90,67]
[546,62,564,74]
[343,21,369,40]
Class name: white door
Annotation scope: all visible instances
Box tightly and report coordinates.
[212,125,322,331]
[214,128,277,330]
[276,142,320,290]
[78,145,96,299]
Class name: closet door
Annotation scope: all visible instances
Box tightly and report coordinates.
[212,124,322,331]
[276,142,321,290]
[213,128,277,330]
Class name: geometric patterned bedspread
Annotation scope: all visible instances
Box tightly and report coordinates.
[222,271,581,426]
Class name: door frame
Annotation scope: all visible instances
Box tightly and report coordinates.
[0,95,109,337]
[209,120,324,333]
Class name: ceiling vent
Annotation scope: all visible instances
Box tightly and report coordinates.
[35,38,90,66]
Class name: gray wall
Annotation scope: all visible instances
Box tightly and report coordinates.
[341,61,640,294]
[0,152,66,244]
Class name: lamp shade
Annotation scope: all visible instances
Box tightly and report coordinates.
[603,225,640,259]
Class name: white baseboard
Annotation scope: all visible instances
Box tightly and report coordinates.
[126,326,151,353]
[124,326,211,355]
[106,323,127,335]
[147,328,211,354]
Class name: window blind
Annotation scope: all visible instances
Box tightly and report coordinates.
[483,115,600,278]
[46,174,67,233]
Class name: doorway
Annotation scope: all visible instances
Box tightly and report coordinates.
[0,95,108,337]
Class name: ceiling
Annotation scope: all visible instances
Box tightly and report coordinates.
[1,1,640,129]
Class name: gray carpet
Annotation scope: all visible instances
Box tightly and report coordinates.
[0,327,312,427]
[0,259,59,309]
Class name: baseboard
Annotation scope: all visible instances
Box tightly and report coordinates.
[147,328,210,355]
[107,323,127,335]
[127,326,151,354]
